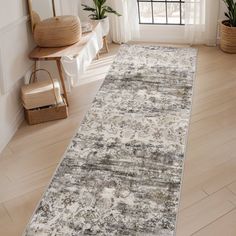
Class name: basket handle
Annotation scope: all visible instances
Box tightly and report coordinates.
[29,69,59,107]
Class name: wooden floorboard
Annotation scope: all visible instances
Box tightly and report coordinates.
[1,44,236,235]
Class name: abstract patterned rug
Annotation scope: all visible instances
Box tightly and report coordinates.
[25,44,197,236]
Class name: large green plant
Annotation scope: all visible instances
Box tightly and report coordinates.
[223,0,236,26]
[82,0,121,20]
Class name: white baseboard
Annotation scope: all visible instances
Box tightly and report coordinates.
[0,107,24,154]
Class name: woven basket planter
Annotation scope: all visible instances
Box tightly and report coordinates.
[220,20,236,54]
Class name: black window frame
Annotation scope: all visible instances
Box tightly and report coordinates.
[137,0,185,25]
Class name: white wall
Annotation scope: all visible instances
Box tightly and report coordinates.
[219,1,227,19]
[32,0,54,20]
[0,0,35,153]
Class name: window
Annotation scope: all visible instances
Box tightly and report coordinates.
[137,0,185,25]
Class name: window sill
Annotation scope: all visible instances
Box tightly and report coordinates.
[138,24,187,44]
[139,23,185,26]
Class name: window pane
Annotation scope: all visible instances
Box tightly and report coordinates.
[139,2,152,24]
[167,3,180,24]
[153,2,166,24]
[181,3,185,24]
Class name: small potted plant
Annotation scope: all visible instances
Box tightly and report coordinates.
[220,0,236,53]
[82,0,121,37]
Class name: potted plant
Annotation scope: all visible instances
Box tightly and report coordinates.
[82,0,121,37]
[220,0,236,53]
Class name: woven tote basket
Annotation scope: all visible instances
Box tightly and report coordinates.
[24,69,68,125]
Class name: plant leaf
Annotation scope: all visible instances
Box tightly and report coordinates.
[222,0,236,26]
[81,4,96,12]
[233,2,236,26]
[103,6,122,16]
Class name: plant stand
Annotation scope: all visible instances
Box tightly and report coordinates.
[103,36,109,53]
[91,18,110,54]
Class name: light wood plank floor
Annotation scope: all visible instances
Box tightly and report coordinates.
[1,44,236,236]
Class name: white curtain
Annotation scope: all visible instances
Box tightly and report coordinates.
[108,0,140,43]
[185,0,220,45]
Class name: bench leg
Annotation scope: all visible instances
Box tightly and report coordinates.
[96,52,100,60]
[56,59,69,106]
[32,61,37,83]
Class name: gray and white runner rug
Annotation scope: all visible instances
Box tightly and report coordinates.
[25,44,197,236]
